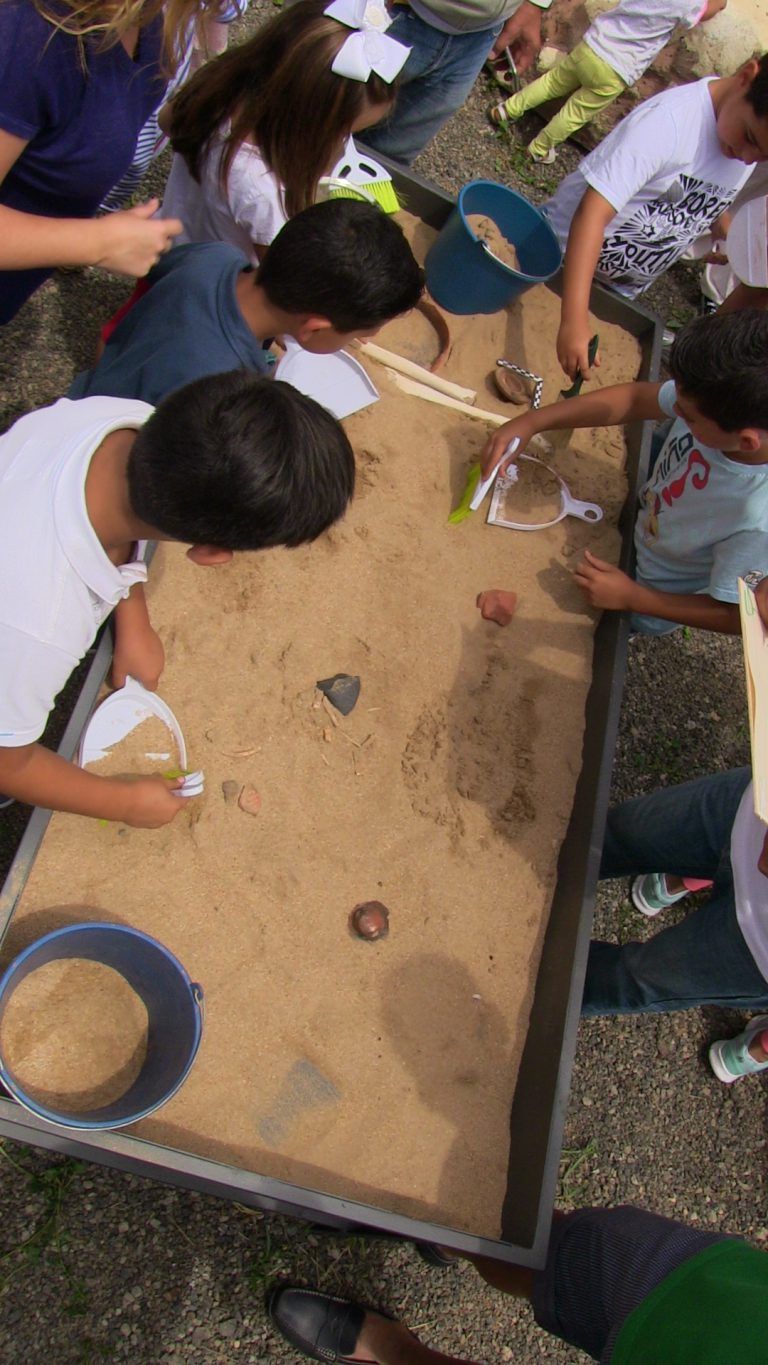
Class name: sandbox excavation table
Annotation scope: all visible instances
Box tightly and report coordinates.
[0,162,661,1269]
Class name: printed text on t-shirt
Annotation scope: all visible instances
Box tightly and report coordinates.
[598,174,737,289]
[641,427,711,544]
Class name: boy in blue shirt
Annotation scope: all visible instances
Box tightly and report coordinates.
[482,310,768,636]
[68,199,424,407]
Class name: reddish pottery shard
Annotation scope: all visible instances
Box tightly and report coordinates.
[350,900,390,941]
[238,784,262,816]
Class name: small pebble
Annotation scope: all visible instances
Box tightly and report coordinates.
[221,780,240,805]
[350,900,390,941]
[237,785,262,816]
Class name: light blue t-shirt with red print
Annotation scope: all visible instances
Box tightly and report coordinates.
[635,380,768,606]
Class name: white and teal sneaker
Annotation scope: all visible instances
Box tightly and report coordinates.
[709,1017,768,1084]
[631,872,690,918]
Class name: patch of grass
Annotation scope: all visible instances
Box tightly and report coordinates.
[557,1138,597,1206]
[247,1219,293,1293]
[493,131,558,195]
[631,733,685,783]
[666,304,696,330]
[0,1142,89,1313]
[77,1341,114,1364]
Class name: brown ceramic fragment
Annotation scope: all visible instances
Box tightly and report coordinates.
[237,784,262,816]
[493,367,533,405]
[350,901,390,941]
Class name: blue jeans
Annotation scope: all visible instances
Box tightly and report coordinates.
[582,768,768,1015]
[362,10,501,165]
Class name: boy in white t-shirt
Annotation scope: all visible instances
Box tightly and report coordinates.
[544,55,768,380]
[481,310,768,635]
[490,0,724,164]
[0,373,354,825]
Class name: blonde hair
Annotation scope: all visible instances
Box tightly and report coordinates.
[29,0,230,73]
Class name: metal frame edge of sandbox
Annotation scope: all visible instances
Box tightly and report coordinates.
[0,160,662,1269]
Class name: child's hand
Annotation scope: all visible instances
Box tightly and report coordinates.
[574,550,635,610]
[111,623,165,691]
[94,200,183,277]
[119,775,188,828]
[557,316,600,383]
[481,416,534,478]
[476,589,518,626]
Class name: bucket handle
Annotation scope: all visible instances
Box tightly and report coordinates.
[479,239,516,271]
[191,981,205,1029]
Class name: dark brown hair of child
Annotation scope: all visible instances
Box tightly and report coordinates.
[167,0,395,218]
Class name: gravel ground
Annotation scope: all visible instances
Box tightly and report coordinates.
[0,9,765,1361]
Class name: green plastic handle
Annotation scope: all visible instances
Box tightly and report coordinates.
[448,463,481,525]
[559,334,599,400]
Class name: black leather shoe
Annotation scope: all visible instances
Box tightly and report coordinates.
[268,1285,372,1363]
[415,1241,459,1268]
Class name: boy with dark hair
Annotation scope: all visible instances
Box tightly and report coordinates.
[545,54,768,380]
[481,310,768,636]
[0,374,354,825]
[68,199,425,407]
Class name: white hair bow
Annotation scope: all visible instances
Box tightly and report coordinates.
[325,0,410,83]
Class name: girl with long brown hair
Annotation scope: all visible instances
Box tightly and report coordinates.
[0,0,231,325]
[161,0,409,261]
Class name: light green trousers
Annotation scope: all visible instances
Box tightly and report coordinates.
[501,40,627,156]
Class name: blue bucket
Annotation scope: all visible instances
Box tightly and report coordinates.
[0,922,203,1130]
[425,180,562,315]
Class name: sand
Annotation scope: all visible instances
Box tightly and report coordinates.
[3,212,641,1237]
[0,959,148,1112]
[86,715,180,779]
[495,459,563,526]
[466,213,521,272]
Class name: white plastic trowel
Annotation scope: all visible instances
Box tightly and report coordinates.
[469,437,520,512]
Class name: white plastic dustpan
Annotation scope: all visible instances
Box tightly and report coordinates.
[488,454,603,532]
[78,678,203,798]
[274,339,379,420]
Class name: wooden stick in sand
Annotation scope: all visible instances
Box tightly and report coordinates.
[383,368,554,454]
[357,342,476,404]
[382,368,507,425]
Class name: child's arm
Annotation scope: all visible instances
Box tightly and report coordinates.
[0,743,186,826]
[719,281,768,313]
[111,584,165,691]
[699,0,726,21]
[574,550,741,633]
[0,131,182,278]
[481,381,664,477]
[557,189,617,382]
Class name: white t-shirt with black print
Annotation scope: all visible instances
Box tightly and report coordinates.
[543,78,755,298]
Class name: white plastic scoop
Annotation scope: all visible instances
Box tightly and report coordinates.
[488,454,603,531]
[274,339,379,420]
[470,437,520,512]
[78,678,203,798]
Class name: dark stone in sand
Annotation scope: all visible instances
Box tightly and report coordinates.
[317,673,361,716]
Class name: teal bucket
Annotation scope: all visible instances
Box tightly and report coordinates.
[425,180,562,315]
